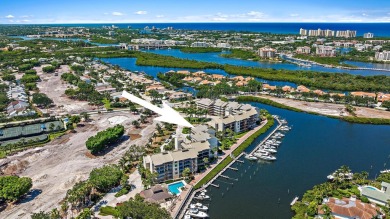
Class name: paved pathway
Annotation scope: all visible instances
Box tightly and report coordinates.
[93,170,143,219]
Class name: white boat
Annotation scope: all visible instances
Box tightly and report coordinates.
[380,169,390,174]
[259,155,277,161]
[184,215,192,219]
[190,203,208,211]
[245,154,258,161]
[194,193,210,200]
[186,209,209,218]
[262,148,277,153]
[254,150,270,157]
[263,145,277,149]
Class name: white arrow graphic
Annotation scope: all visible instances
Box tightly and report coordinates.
[122,91,194,128]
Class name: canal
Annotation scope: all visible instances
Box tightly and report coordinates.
[204,102,390,219]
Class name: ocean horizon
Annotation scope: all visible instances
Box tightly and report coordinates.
[2,22,390,36]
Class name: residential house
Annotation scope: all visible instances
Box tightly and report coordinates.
[318,196,381,219]
[296,85,311,93]
[360,182,390,206]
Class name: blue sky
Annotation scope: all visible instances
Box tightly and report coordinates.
[1,0,390,24]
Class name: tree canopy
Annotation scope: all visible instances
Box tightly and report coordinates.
[32,93,53,107]
[116,195,171,219]
[0,175,32,201]
[89,165,123,192]
[85,125,125,154]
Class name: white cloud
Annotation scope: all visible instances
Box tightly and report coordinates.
[6,15,14,18]
[247,11,264,18]
[112,12,124,16]
[156,15,165,18]
[135,11,147,15]
[290,14,299,17]
[213,17,227,21]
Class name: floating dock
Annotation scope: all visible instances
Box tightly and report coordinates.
[290,196,299,206]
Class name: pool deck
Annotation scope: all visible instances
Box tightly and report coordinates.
[169,119,269,218]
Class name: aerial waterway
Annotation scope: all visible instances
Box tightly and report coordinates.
[144,49,390,76]
[203,102,390,219]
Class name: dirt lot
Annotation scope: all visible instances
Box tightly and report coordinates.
[36,65,96,115]
[0,112,155,219]
[257,95,390,119]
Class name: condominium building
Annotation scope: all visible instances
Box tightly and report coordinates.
[336,30,357,38]
[216,43,231,48]
[258,47,277,58]
[375,51,390,61]
[195,99,259,133]
[191,42,210,47]
[296,46,311,54]
[363,32,374,39]
[143,141,211,183]
[299,28,308,36]
[316,45,336,57]
[143,125,216,183]
[308,29,334,37]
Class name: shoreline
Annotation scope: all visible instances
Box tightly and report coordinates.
[236,95,390,125]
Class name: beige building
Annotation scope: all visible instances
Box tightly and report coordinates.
[258,47,277,58]
[296,46,311,54]
[195,99,259,133]
[316,45,336,57]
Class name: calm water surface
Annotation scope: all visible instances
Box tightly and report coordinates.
[205,102,390,219]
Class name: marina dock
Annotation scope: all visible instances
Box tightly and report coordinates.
[175,116,285,219]
[249,117,283,157]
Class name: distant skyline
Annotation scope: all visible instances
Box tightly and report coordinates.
[1,0,390,24]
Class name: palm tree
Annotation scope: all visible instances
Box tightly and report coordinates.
[320,204,333,219]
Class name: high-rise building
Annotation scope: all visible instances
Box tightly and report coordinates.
[336,30,357,38]
[363,32,374,38]
[299,28,308,36]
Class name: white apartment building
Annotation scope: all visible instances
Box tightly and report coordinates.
[363,32,374,39]
[316,45,336,57]
[143,125,215,183]
[195,99,259,133]
[336,30,357,38]
[375,51,390,61]
[191,42,210,47]
[216,43,231,48]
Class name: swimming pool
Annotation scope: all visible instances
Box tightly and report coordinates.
[365,186,379,191]
[168,181,185,195]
